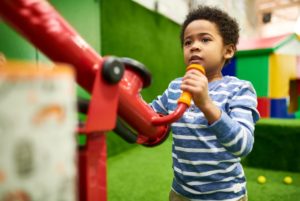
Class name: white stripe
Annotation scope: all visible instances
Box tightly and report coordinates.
[233,117,254,131]
[230,108,252,115]
[173,134,216,141]
[209,91,231,96]
[174,163,237,177]
[218,82,242,88]
[217,83,251,92]
[187,172,244,186]
[172,122,207,129]
[222,129,244,147]
[185,111,205,118]
[179,181,245,195]
[168,88,182,93]
[175,146,226,153]
[155,99,168,113]
[233,128,249,156]
[172,153,240,165]
[169,99,178,104]
[172,80,182,84]
[232,95,257,103]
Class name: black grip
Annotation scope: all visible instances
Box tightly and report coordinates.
[77,97,90,114]
[120,57,152,88]
[113,118,137,144]
[77,97,137,143]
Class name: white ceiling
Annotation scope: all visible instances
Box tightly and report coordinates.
[132,0,300,38]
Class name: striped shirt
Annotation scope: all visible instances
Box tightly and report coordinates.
[150,76,260,201]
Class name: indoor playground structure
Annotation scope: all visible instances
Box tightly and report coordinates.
[0,0,203,201]
[1,0,300,201]
[223,33,300,119]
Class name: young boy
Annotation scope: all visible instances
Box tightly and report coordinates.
[150,6,259,201]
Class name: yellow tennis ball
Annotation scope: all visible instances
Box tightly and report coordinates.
[257,176,266,184]
[283,176,293,184]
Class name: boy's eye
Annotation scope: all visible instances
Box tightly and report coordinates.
[184,40,192,46]
[202,38,211,43]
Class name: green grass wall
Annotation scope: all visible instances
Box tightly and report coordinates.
[100,0,184,156]
[242,119,300,172]
[0,21,36,60]
[43,0,101,62]
[100,0,184,102]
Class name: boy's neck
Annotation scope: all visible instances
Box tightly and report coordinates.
[207,71,223,83]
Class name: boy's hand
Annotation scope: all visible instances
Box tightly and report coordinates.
[180,69,221,124]
[181,69,209,108]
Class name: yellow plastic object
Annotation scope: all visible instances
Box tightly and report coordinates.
[257,175,266,184]
[186,63,206,74]
[178,64,205,106]
[283,176,293,184]
[269,54,297,98]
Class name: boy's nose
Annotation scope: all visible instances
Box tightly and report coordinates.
[190,41,201,52]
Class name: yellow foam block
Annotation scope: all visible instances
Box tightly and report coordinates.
[269,54,297,98]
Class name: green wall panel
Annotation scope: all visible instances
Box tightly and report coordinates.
[101,0,184,102]
[50,0,101,53]
[49,0,101,99]
[36,0,101,63]
[0,21,36,60]
[237,55,269,97]
[100,0,184,156]
[0,0,101,64]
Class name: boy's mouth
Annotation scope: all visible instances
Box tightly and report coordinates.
[189,55,203,65]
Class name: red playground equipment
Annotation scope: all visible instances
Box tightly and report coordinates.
[0,0,203,200]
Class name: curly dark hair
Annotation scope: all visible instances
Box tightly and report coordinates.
[180,6,240,51]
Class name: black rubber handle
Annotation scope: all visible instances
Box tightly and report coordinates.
[77,97,89,114]
[114,117,137,143]
[77,97,137,143]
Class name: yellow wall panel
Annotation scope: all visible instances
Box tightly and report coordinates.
[269,54,297,98]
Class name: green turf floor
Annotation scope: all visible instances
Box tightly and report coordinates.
[108,138,300,201]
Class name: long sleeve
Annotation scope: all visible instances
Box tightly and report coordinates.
[208,82,260,157]
[150,79,182,115]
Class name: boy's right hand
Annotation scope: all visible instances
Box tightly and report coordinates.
[180,70,221,124]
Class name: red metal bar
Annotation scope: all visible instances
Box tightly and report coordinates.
[118,68,169,145]
[151,103,188,126]
[78,133,107,201]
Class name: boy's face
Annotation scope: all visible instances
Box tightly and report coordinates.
[183,19,234,75]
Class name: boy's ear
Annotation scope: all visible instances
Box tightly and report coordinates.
[224,44,235,60]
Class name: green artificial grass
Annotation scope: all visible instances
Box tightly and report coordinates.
[108,138,173,201]
[108,138,300,201]
[245,167,300,201]
[257,118,300,126]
